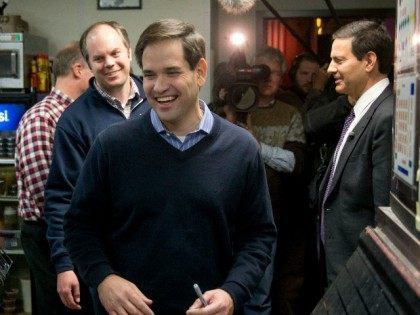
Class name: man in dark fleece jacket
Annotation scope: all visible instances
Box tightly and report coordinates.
[64,19,276,315]
[44,21,150,311]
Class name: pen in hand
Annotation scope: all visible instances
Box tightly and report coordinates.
[193,283,208,307]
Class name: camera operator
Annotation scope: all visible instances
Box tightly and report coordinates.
[212,51,270,128]
[250,47,306,315]
[212,47,306,314]
[211,50,247,105]
[211,54,273,315]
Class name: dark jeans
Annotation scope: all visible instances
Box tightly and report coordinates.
[20,219,93,315]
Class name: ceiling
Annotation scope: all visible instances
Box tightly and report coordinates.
[254,0,395,12]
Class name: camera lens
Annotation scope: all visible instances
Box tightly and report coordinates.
[230,85,258,112]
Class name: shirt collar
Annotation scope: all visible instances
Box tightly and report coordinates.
[151,99,213,134]
[353,78,389,118]
[50,86,74,104]
[93,77,142,105]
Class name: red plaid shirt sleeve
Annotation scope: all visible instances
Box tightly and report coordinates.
[15,88,72,220]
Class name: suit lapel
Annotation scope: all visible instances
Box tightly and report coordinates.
[323,86,393,203]
[319,158,333,203]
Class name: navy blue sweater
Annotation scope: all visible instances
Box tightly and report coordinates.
[45,76,150,273]
[64,112,276,314]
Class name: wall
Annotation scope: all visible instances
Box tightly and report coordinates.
[215,0,396,70]
[5,0,212,101]
[5,0,397,103]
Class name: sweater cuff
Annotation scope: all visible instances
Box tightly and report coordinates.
[260,142,295,173]
[220,281,248,314]
[85,263,116,288]
[53,254,74,274]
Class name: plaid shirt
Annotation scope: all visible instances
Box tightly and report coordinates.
[15,87,73,221]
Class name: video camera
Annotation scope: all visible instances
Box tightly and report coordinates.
[225,64,271,112]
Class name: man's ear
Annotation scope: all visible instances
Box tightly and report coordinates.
[71,63,83,78]
[196,58,207,87]
[364,51,377,73]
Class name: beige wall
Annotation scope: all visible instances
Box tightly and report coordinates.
[6,0,212,101]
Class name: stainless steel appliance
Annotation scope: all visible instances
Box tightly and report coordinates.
[0,32,48,91]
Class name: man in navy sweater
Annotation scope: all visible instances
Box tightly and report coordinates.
[64,19,276,315]
[44,21,150,311]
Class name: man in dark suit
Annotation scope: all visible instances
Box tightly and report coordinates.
[319,20,394,284]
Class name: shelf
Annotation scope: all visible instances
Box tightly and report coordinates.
[0,156,30,314]
[0,196,18,202]
[0,158,14,165]
[0,229,20,237]
[0,230,22,255]
[4,249,24,255]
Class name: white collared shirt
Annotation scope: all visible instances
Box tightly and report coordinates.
[150,99,214,151]
[332,78,390,175]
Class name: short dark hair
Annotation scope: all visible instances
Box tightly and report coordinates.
[332,20,392,75]
[289,52,319,82]
[79,21,130,64]
[135,19,206,70]
[52,41,84,77]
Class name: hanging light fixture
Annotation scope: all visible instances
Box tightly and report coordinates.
[218,0,257,15]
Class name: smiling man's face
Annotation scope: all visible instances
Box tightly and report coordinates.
[142,39,207,134]
[86,24,132,96]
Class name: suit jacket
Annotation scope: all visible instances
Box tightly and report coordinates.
[319,85,394,282]
[305,95,352,209]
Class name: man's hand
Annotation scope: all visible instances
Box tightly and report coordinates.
[97,274,154,315]
[57,270,82,310]
[218,88,228,101]
[312,63,330,92]
[186,288,234,315]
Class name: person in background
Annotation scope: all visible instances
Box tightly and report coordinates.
[63,18,276,315]
[15,41,93,314]
[279,52,321,107]
[209,50,249,113]
[286,52,346,313]
[250,46,306,315]
[211,56,275,315]
[320,20,393,284]
[44,21,150,311]
[300,92,352,312]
